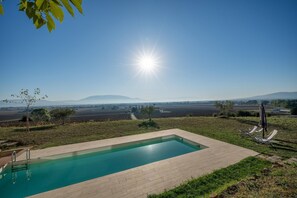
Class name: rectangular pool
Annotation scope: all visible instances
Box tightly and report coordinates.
[0,135,204,198]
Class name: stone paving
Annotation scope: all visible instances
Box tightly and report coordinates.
[18,128,258,198]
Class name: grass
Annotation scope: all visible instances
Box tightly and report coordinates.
[0,117,296,157]
[0,116,296,197]
[148,157,271,198]
[219,162,297,197]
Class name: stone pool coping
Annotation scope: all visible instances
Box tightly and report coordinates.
[17,128,258,198]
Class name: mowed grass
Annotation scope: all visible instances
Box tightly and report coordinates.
[0,116,296,197]
[0,117,296,157]
[220,162,297,198]
[148,157,271,198]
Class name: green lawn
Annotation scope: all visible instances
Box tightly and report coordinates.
[148,157,271,198]
[0,117,296,157]
[220,162,297,198]
[0,116,296,197]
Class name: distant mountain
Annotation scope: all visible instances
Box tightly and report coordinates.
[79,95,142,104]
[0,95,142,107]
[81,95,135,101]
[2,92,296,108]
[239,92,297,101]
[0,99,69,108]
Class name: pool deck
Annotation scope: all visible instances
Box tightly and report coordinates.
[17,128,258,198]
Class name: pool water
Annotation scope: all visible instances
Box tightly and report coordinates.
[0,135,202,198]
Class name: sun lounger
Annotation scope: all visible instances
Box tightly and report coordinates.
[254,130,278,144]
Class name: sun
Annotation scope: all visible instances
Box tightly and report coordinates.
[137,54,158,73]
[134,49,161,77]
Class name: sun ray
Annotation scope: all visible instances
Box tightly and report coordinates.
[133,47,161,78]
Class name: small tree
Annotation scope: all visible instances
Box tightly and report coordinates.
[291,107,297,115]
[3,88,47,132]
[141,106,155,121]
[131,106,138,113]
[138,105,159,129]
[31,108,51,124]
[214,100,234,117]
[50,108,75,125]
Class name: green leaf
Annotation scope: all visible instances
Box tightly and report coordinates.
[26,8,33,19]
[46,13,56,32]
[34,17,45,29]
[0,4,4,15]
[35,0,44,9]
[60,0,74,16]
[70,0,83,14]
[18,1,27,11]
[49,1,64,22]
[52,0,62,6]
[25,2,35,19]
[40,0,49,10]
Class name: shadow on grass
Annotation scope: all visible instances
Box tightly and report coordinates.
[14,125,56,132]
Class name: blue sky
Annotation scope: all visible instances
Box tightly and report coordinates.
[0,0,296,101]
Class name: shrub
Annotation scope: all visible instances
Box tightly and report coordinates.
[218,112,228,118]
[291,107,297,115]
[31,108,51,124]
[215,101,234,118]
[138,120,160,129]
[19,115,33,122]
[237,110,253,117]
[228,112,236,117]
[50,108,76,125]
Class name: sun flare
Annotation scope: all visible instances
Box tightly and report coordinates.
[134,49,161,77]
[137,54,158,73]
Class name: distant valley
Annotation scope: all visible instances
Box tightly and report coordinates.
[0,92,296,108]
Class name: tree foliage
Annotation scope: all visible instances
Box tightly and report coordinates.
[31,108,51,123]
[3,88,48,131]
[291,107,297,115]
[0,0,83,32]
[271,100,297,109]
[141,106,155,121]
[138,105,159,129]
[214,100,234,117]
[50,108,75,124]
[0,3,4,15]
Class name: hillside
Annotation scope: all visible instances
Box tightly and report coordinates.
[239,92,297,100]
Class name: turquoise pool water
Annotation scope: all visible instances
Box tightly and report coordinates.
[0,135,202,198]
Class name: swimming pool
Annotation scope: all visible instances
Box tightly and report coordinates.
[0,135,203,198]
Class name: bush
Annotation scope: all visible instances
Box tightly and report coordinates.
[50,108,76,124]
[218,112,228,118]
[212,113,217,117]
[291,107,297,115]
[138,120,160,129]
[31,108,51,124]
[237,110,253,117]
[228,112,236,117]
[19,115,33,122]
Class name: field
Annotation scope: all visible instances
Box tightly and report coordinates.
[0,116,296,197]
[0,105,132,123]
[0,102,277,125]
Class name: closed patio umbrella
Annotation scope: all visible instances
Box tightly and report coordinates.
[259,103,268,138]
